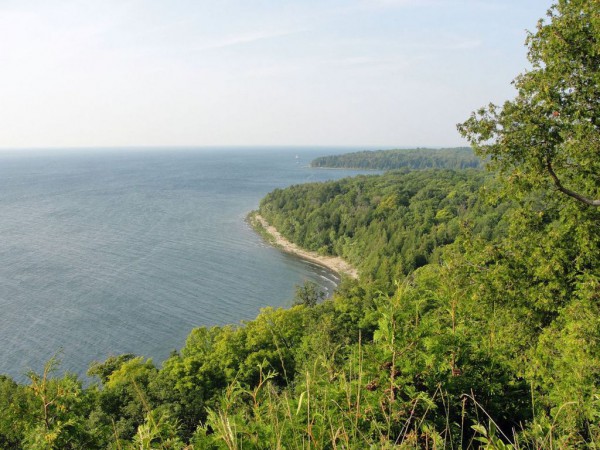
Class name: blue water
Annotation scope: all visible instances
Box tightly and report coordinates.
[0,147,370,380]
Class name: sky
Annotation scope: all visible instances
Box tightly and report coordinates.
[0,0,553,149]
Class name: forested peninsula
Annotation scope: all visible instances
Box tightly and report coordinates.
[258,169,506,287]
[1,1,599,448]
[310,147,481,170]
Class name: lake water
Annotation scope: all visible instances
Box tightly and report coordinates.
[0,147,370,381]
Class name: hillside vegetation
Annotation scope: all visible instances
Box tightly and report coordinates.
[310,147,481,170]
[2,157,597,447]
[259,169,508,288]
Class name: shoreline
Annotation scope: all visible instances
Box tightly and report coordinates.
[248,212,359,280]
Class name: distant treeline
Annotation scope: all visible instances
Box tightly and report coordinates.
[311,147,481,170]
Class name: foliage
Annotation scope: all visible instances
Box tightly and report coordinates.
[3,182,598,449]
[0,375,31,449]
[292,280,326,307]
[22,356,98,449]
[311,147,481,170]
[259,169,508,289]
[458,0,600,208]
[1,2,599,447]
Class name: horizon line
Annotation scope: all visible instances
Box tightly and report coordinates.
[0,144,468,152]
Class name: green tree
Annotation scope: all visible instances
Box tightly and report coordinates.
[293,280,326,307]
[88,354,136,384]
[459,1,600,442]
[24,357,97,449]
[459,0,600,207]
[0,375,31,449]
[95,357,159,444]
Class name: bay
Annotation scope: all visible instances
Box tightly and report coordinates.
[0,147,370,380]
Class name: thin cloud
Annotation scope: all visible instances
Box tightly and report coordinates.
[408,37,483,50]
[193,29,304,52]
[359,0,442,9]
[325,56,411,68]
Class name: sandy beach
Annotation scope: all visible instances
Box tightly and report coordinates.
[252,213,359,280]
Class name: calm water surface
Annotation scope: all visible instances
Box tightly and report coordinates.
[0,147,370,380]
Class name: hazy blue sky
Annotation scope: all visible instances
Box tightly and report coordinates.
[1,0,552,148]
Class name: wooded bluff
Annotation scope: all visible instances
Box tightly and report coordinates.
[2,150,598,447]
[1,0,599,447]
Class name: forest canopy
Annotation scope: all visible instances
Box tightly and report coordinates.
[259,169,507,288]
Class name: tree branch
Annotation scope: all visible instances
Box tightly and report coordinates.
[546,159,600,206]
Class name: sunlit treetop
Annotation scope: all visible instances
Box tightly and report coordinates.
[459,0,600,207]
